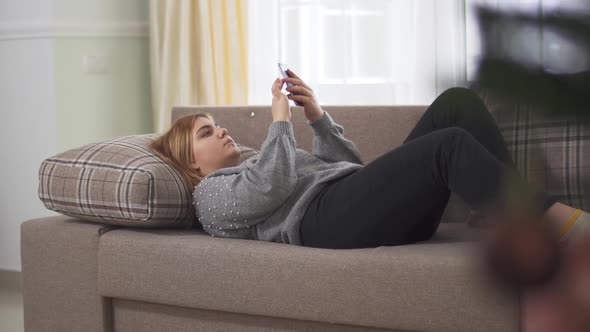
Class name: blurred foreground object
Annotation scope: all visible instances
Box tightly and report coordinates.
[483,210,561,291]
[474,5,590,329]
[522,232,590,332]
[475,6,590,118]
[562,233,590,323]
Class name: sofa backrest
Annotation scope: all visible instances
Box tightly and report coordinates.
[172,105,428,164]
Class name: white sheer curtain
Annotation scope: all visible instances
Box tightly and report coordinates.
[248,0,587,107]
[249,0,466,106]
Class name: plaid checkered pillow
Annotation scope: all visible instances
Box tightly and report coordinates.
[38,134,259,228]
[476,88,590,210]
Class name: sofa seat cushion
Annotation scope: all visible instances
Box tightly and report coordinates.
[98,223,518,332]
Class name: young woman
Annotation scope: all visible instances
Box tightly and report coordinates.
[150,69,589,288]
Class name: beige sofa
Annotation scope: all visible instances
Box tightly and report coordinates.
[21,105,520,332]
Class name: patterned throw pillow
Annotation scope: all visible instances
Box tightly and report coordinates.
[38,134,259,228]
[476,87,590,211]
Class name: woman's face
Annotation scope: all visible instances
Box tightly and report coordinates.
[191,117,241,176]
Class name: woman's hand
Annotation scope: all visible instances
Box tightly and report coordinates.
[284,69,325,122]
[271,78,291,122]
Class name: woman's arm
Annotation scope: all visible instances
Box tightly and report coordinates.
[283,70,363,165]
[308,111,364,165]
[194,79,298,232]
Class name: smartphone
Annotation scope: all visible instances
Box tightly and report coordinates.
[277,63,303,106]
[277,63,293,87]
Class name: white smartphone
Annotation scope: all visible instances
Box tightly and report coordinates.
[277,63,303,106]
[277,63,293,87]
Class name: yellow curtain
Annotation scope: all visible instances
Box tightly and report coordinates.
[149,0,248,133]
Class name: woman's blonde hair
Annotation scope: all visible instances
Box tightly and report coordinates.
[149,113,214,193]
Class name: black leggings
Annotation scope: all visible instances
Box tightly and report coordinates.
[299,87,558,249]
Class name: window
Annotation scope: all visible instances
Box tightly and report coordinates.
[248,0,467,106]
[248,0,587,106]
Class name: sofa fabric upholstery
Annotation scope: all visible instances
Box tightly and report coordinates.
[98,222,517,332]
[111,298,402,332]
[28,101,583,332]
[20,216,115,332]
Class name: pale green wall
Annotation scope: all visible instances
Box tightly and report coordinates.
[53,0,148,22]
[54,37,153,151]
[53,0,152,151]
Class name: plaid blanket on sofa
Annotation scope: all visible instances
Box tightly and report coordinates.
[475,86,590,210]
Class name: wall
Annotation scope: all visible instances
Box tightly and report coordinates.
[0,0,152,271]
[54,37,152,151]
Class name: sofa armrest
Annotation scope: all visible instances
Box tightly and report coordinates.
[21,216,116,332]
